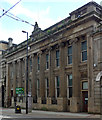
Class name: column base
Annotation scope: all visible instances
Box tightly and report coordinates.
[46,97,52,104]
[70,97,81,112]
[57,97,67,111]
[37,97,42,104]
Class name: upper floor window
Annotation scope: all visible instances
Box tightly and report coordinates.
[81,41,87,61]
[37,56,40,71]
[46,54,49,70]
[68,46,72,64]
[30,58,32,72]
[11,71,13,79]
[22,60,25,74]
[55,76,60,98]
[67,74,72,98]
[56,50,60,67]
[2,71,5,78]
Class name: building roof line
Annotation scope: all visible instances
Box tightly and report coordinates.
[70,1,102,15]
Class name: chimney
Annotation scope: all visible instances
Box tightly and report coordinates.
[8,38,13,47]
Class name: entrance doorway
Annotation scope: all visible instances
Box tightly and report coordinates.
[82,91,88,112]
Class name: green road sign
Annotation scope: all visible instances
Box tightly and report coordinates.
[16,87,24,95]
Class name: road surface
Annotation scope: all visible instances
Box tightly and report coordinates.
[0,108,101,120]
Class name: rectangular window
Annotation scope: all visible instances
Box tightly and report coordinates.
[37,79,40,97]
[55,76,60,98]
[23,60,25,74]
[82,81,88,90]
[30,58,32,72]
[46,54,49,69]
[2,71,4,78]
[81,41,87,61]
[67,74,72,98]
[56,50,60,67]
[68,46,72,64]
[17,64,19,77]
[45,78,49,98]
[11,71,13,79]
[37,56,40,71]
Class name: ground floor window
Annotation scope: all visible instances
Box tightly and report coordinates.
[45,78,49,98]
[55,76,60,98]
[37,79,40,98]
[67,74,72,98]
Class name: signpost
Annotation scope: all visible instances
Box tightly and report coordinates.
[15,88,24,113]
[16,88,24,96]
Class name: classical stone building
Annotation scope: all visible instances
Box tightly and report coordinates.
[0,38,15,107]
[1,1,102,113]
[0,40,9,107]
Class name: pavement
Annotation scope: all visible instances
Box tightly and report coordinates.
[0,107,101,119]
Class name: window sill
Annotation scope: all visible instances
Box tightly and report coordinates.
[44,69,49,73]
[65,65,72,69]
[54,67,60,71]
[81,60,87,63]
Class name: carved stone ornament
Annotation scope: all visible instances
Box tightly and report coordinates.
[96,71,102,81]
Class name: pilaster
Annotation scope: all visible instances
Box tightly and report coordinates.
[87,34,94,113]
[39,51,46,100]
[6,63,11,107]
[71,38,80,112]
[49,47,55,98]
[24,57,27,96]
[17,59,22,87]
[32,54,37,100]
[13,61,16,97]
[59,42,66,97]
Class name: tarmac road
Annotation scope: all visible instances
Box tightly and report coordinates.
[1,118,100,120]
[0,108,101,120]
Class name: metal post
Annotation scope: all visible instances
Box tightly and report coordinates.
[26,32,28,114]
[100,77,102,120]
[22,31,28,114]
[99,20,102,120]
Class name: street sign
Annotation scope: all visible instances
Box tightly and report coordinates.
[16,87,24,95]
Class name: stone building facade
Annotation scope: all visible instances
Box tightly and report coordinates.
[1,1,102,113]
[0,40,9,107]
[0,38,15,107]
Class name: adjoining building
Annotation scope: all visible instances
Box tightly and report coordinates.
[1,1,102,113]
[0,40,9,107]
[0,38,16,107]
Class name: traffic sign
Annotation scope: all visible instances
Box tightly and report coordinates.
[16,87,24,95]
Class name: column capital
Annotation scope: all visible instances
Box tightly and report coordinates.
[49,46,53,51]
[23,57,27,61]
[37,51,42,56]
[69,37,79,45]
[44,47,51,53]
[12,60,16,64]
[59,42,66,48]
[17,59,21,63]
[29,54,34,58]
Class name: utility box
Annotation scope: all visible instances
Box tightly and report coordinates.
[15,105,21,113]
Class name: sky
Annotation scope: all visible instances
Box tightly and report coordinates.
[0,0,101,44]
